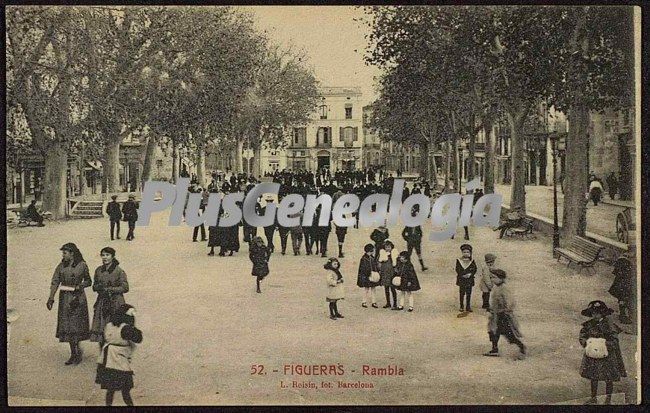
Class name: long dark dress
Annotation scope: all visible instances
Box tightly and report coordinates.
[90,262,129,342]
[579,317,627,381]
[50,260,92,342]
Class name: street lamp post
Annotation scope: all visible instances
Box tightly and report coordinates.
[550,134,560,257]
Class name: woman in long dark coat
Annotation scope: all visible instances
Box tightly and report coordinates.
[90,247,129,348]
[250,236,270,293]
[370,226,389,257]
[47,242,92,365]
[394,251,421,311]
[579,300,627,404]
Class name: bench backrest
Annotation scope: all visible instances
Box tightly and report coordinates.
[568,237,603,259]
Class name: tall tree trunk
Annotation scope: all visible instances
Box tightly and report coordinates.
[453,135,460,191]
[467,114,476,181]
[562,104,590,238]
[197,144,206,187]
[104,139,121,193]
[252,144,262,178]
[172,139,179,184]
[141,136,157,183]
[483,120,496,194]
[444,139,451,191]
[420,140,429,180]
[42,141,68,219]
[236,139,244,174]
[430,143,438,189]
[507,107,528,214]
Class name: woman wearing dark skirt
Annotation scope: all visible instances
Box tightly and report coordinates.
[250,236,270,293]
[90,247,129,349]
[96,304,143,406]
[47,243,92,365]
[579,300,627,405]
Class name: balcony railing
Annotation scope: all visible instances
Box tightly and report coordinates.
[315,141,332,148]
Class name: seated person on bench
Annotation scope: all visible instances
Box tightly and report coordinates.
[494,206,524,239]
[25,200,45,226]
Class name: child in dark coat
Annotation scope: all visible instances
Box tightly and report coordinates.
[579,300,627,405]
[357,243,380,308]
[250,236,270,293]
[455,244,477,315]
[394,251,421,311]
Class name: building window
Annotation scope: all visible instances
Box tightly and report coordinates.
[317,127,330,145]
[319,105,328,120]
[345,107,352,119]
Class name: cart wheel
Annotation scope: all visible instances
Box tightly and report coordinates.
[616,213,628,244]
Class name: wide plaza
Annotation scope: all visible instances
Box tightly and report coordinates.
[7,209,638,405]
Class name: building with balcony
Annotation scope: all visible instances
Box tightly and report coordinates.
[286,86,363,173]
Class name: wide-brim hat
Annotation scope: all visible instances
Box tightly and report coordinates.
[489,268,506,279]
[581,300,614,317]
[128,194,135,199]
[60,242,77,252]
[484,253,497,263]
[460,244,472,253]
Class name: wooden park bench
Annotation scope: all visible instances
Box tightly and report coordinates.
[555,236,604,274]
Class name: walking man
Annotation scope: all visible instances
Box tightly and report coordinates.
[106,195,122,240]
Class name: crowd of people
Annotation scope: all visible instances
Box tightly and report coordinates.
[40,167,633,405]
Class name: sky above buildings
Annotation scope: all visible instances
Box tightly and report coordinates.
[239,6,381,106]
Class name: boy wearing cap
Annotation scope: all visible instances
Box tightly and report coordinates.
[455,244,477,314]
[106,195,122,240]
[479,253,497,310]
[484,269,526,358]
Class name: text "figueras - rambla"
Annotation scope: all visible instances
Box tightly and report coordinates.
[135,178,502,241]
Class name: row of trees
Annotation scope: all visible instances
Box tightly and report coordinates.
[7,6,320,218]
[362,5,634,238]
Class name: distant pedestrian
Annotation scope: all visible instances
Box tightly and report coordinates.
[589,177,604,206]
[608,256,635,325]
[289,211,304,255]
[324,258,345,320]
[394,251,421,312]
[250,236,270,294]
[483,269,526,359]
[479,253,497,310]
[26,199,45,226]
[606,172,618,200]
[370,226,389,257]
[455,244,477,315]
[121,194,138,241]
[357,243,380,308]
[95,304,143,406]
[90,247,129,350]
[401,205,428,271]
[46,243,92,365]
[106,195,122,240]
[579,300,626,405]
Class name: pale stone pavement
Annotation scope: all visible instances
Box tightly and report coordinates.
[7,211,638,405]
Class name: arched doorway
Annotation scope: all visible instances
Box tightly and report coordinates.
[317,150,330,171]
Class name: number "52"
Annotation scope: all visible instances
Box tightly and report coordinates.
[250,364,265,375]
